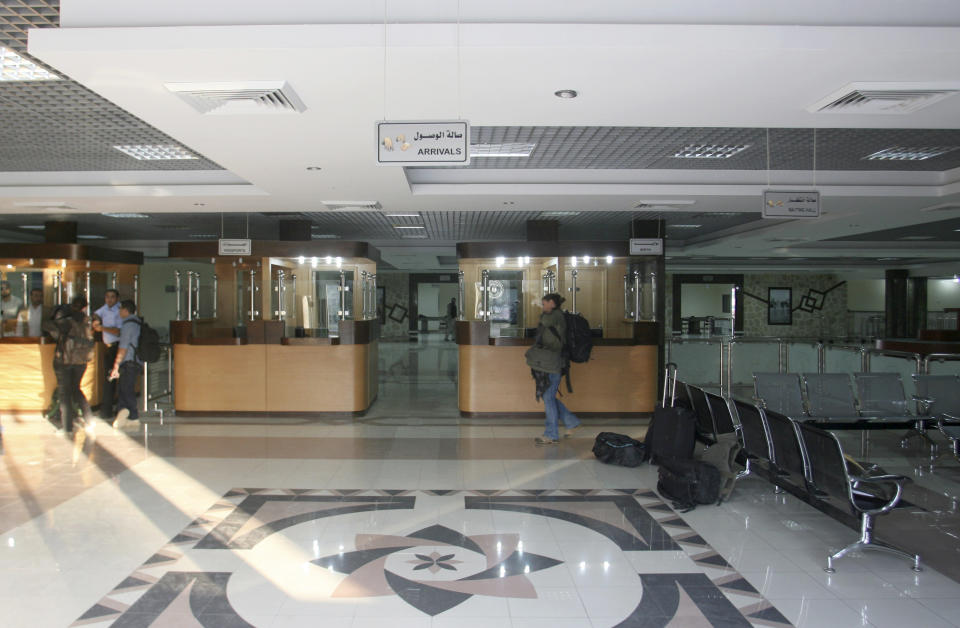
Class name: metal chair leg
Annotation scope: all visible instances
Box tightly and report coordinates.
[824,513,921,573]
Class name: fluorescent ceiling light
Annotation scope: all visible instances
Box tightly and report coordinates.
[400,234,428,239]
[384,213,421,217]
[469,143,536,157]
[113,145,197,160]
[311,234,340,239]
[674,144,750,159]
[635,200,696,206]
[19,225,44,230]
[669,224,702,228]
[538,211,581,217]
[394,225,425,229]
[102,212,150,219]
[864,146,959,161]
[77,235,107,240]
[321,201,379,207]
[0,47,60,81]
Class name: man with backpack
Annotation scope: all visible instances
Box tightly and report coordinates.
[42,296,95,435]
[110,299,142,428]
[525,293,582,445]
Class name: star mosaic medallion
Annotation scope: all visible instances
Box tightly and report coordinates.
[71,489,794,627]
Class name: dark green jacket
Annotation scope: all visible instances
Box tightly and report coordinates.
[525,309,566,374]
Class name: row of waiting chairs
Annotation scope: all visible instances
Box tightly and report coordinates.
[754,372,960,455]
[675,379,923,572]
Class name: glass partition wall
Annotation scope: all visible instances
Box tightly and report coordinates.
[458,253,660,338]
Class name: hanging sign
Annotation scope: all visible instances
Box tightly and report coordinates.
[629,238,664,255]
[218,238,252,256]
[762,190,821,219]
[376,120,469,166]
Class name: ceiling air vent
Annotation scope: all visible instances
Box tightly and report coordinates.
[810,83,959,114]
[322,202,383,213]
[165,81,307,114]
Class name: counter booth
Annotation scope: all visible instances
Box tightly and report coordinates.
[0,244,142,414]
[456,242,662,417]
[167,241,380,416]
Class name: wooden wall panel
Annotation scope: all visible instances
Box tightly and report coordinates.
[0,343,101,412]
[459,344,657,414]
[174,344,267,412]
[265,345,370,412]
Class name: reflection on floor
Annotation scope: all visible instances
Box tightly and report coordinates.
[1,338,960,627]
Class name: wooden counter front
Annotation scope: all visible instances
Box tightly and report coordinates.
[0,341,102,413]
[173,342,378,415]
[458,344,657,416]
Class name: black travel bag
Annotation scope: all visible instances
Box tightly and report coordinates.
[592,432,645,468]
[644,364,697,465]
[656,456,722,512]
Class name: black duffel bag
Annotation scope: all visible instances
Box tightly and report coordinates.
[592,432,645,468]
[656,456,722,511]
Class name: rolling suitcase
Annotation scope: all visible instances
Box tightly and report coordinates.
[644,364,697,465]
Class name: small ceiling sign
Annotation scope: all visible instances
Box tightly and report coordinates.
[629,238,664,255]
[377,120,469,166]
[218,238,252,256]
[763,190,821,219]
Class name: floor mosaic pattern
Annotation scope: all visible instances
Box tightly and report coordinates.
[71,489,793,627]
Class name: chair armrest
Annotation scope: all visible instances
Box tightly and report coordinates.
[850,474,909,484]
[911,395,935,404]
[849,475,908,515]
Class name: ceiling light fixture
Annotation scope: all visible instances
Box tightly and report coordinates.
[384,213,421,217]
[189,234,218,238]
[193,202,206,207]
[394,225,425,229]
[401,234,428,239]
[321,200,379,207]
[495,256,505,267]
[554,89,578,99]
[675,144,750,159]
[18,225,44,230]
[898,235,935,240]
[538,211,581,218]
[635,200,697,207]
[311,234,340,239]
[102,212,150,219]
[469,143,536,157]
[113,144,197,160]
[306,166,322,171]
[865,146,960,161]
[0,47,60,81]
[669,224,702,228]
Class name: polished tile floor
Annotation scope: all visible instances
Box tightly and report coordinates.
[2,336,960,627]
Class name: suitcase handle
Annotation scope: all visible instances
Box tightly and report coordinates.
[662,362,678,407]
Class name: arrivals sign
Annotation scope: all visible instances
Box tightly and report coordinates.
[762,190,821,219]
[218,238,252,256]
[377,120,470,166]
[629,238,664,255]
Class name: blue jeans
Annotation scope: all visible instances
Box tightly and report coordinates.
[543,372,580,440]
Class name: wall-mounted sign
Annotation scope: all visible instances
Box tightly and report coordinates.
[218,238,252,256]
[762,190,820,219]
[629,238,664,255]
[377,120,469,166]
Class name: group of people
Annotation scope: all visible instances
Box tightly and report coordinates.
[1,282,144,436]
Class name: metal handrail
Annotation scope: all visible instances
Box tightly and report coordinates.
[143,343,174,413]
[922,353,960,374]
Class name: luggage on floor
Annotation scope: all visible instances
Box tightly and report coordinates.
[694,432,742,504]
[644,364,697,464]
[656,456,722,512]
[592,432,645,467]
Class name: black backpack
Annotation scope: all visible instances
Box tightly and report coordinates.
[562,311,593,364]
[592,432,645,468]
[656,457,722,512]
[123,318,162,363]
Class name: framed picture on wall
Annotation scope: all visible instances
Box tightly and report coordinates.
[768,287,793,325]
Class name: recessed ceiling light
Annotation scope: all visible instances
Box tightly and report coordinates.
[0,47,60,81]
[18,225,44,230]
[384,213,421,217]
[321,200,379,207]
[102,212,150,219]
[193,202,206,207]
[114,144,197,160]
[469,143,536,157]
[77,234,107,240]
[864,146,959,161]
[538,211,581,217]
[898,235,935,240]
[554,89,578,99]
[400,234,429,239]
[394,225,425,229]
[669,224,702,228]
[189,234,218,239]
[674,144,750,159]
[306,166,322,170]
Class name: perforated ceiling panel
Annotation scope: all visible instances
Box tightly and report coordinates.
[0,1,223,172]
[457,126,960,171]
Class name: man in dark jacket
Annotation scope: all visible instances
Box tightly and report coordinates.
[444,297,457,341]
[42,296,94,435]
[110,300,142,428]
[525,293,581,445]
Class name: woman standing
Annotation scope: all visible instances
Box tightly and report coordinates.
[525,293,581,445]
[43,296,94,435]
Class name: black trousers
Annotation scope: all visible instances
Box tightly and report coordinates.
[100,342,119,417]
[118,361,141,420]
[54,363,90,432]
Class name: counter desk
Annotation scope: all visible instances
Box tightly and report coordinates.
[456,320,659,417]
[0,338,102,414]
[173,320,379,417]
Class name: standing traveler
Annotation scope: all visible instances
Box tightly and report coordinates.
[16,288,48,337]
[525,293,581,445]
[0,280,23,336]
[444,297,457,341]
[92,289,121,419]
[42,296,94,435]
[110,299,142,429]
